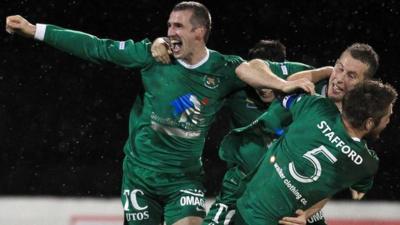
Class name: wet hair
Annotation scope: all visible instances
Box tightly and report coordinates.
[342,80,397,129]
[173,1,212,43]
[248,39,286,61]
[341,43,379,78]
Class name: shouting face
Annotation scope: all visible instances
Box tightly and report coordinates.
[167,9,204,64]
[327,52,369,103]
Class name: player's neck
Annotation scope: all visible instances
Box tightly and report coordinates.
[186,45,208,65]
[335,101,342,113]
[342,117,365,140]
[179,46,209,68]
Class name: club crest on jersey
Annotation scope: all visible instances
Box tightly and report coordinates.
[203,75,220,89]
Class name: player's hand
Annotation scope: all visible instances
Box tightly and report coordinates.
[350,188,365,200]
[282,78,315,95]
[6,15,36,38]
[279,209,307,225]
[151,37,172,64]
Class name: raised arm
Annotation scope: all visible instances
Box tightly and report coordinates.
[6,15,152,68]
[287,66,333,83]
[236,59,315,94]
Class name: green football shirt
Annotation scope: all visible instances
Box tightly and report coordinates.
[41,25,246,173]
[220,61,326,173]
[236,94,378,225]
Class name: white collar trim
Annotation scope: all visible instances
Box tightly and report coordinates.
[352,137,361,142]
[177,49,209,69]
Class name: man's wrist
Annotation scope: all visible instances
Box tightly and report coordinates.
[34,24,46,41]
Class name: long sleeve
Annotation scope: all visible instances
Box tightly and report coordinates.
[37,24,154,68]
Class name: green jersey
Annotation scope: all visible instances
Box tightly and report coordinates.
[236,94,378,225]
[220,61,327,172]
[225,61,314,128]
[40,25,246,173]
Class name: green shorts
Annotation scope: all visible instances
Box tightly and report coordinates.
[121,157,206,225]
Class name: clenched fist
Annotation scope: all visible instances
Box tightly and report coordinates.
[6,15,36,38]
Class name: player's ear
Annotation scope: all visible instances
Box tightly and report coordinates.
[364,117,375,132]
[194,26,205,41]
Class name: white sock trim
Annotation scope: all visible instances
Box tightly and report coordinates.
[34,24,47,41]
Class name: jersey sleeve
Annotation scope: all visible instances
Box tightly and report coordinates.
[267,60,314,79]
[281,94,323,120]
[258,100,291,136]
[264,61,286,79]
[225,55,247,90]
[315,79,329,96]
[351,176,374,193]
[41,24,154,68]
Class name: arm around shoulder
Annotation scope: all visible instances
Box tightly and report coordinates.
[287,66,333,83]
[236,59,286,89]
[236,59,315,94]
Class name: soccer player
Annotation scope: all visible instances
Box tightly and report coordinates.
[5,2,313,225]
[234,79,397,225]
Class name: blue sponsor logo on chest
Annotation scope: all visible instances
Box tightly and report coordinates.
[171,93,208,124]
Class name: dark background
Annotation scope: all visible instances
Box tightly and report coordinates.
[1,0,399,200]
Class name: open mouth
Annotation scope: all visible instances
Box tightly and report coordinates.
[170,39,182,53]
[332,83,343,94]
[259,89,273,97]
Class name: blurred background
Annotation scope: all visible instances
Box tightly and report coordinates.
[1,0,400,214]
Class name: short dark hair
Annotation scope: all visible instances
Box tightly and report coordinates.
[173,1,212,43]
[342,80,397,129]
[341,43,379,78]
[248,39,286,61]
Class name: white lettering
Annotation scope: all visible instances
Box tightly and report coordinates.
[137,212,144,220]
[125,211,150,221]
[325,131,334,141]
[348,150,357,161]
[275,162,307,206]
[317,121,328,129]
[212,203,228,223]
[331,136,340,144]
[283,178,303,201]
[130,189,148,210]
[341,145,351,154]
[123,189,130,211]
[354,155,363,165]
[180,196,205,207]
[317,121,364,165]
[307,211,324,223]
[322,126,331,133]
[336,140,345,148]
[274,163,286,179]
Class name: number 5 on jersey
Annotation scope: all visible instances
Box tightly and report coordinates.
[289,145,337,183]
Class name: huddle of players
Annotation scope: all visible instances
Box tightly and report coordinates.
[6,1,397,225]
